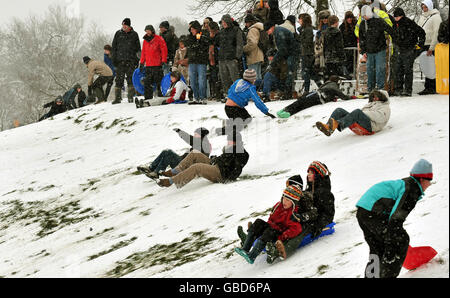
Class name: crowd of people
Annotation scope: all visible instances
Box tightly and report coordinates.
[36,0,445,279]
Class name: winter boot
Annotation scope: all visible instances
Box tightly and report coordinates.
[316,118,339,136]
[237,226,247,247]
[157,84,164,97]
[137,165,152,175]
[234,247,254,264]
[160,169,175,177]
[112,87,122,105]
[127,86,136,103]
[266,242,279,264]
[275,240,287,260]
[135,98,141,109]
[277,109,291,119]
[247,239,266,262]
[157,179,172,187]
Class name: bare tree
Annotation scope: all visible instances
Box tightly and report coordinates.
[159,16,190,37]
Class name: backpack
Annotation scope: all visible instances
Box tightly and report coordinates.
[257,29,271,54]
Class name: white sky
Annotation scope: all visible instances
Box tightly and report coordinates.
[0,0,225,38]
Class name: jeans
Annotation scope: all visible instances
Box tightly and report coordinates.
[262,72,281,96]
[189,64,207,100]
[150,149,182,173]
[330,108,372,132]
[248,62,262,80]
[367,50,386,92]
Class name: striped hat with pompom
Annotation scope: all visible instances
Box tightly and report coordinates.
[308,161,330,178]
[282,185,303,203]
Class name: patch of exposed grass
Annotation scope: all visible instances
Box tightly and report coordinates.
[317,264,329,275]
[88,237,138,261]
[238,169,290,181]
[105,230,220,277]
[82,227,115,241]
[240,207,273,221]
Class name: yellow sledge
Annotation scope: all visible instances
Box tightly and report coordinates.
[435,43,449,95]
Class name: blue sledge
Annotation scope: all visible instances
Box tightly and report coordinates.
[132,68,187,97]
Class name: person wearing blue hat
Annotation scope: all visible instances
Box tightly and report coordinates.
[356,159,434,278]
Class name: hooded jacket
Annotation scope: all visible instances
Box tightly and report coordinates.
[361,90,391,133]
[306,174,335,233]
[243,22,265,65]
[268,201,302,241]
[140,34,168,67]
[217,15,244,62]
[359,10,394,54]
[227,79,269,115]
[211,144,250,182]
[418,1,443,50]
[268,0,284,25]
[323,26,345,64]
[393,15,426,51]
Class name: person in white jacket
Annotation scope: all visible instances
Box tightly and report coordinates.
[417,0,442,95]
[316,89,391,136]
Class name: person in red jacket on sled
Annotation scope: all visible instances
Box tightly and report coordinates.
[234,185,304,264]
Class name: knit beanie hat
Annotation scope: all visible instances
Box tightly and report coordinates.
[287,15,297,26]
[263,20,276,32]
[209,21,219,31]
[244,14,258,24]
[282,185,303,204]
[308,161,330,178]
[159,21,170,29]
[190,20,202,31]
[318,10,331,20]
[286,175,304,190]
[195,127,210,139]
[422,0,434,10]
[393,7,406,17]
[145,25,155,33]
[410,159,433,180]
[83,56,91,64]
[243,69,257,83]
[122,18,131,26]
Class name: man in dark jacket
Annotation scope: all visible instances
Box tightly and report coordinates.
[277,76,351,118]
[323,15,345,79]
[265,21,298,100]
[359,5,394,92]
[160,21,179,75]
[111,18,141,104]
[217,14,244,100]
[392,8,426,97]
[39,96,67,121]
[356,159,433,278]
[186,20,210,104]
[157,131,249,188]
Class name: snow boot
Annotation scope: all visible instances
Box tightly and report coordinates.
[161,169,175,177]
[266,242,279,264]
[127,86,136,103]
[157,179,172,188]
[247,239,266,262]
[277,109,291,119]
[237,226,247,247]
[137,165,152,175]
[316,118,339,136]
[234,247,254,264]
[275,240,287,260]
[135,98,141,109]
[112,87,122,104]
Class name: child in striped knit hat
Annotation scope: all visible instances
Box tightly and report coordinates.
[235,185,303,264]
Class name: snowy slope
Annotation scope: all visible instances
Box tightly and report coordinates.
[0,94,448,278]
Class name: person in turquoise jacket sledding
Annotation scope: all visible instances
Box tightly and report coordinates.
[356,159,434,278]
[216,69,276,136]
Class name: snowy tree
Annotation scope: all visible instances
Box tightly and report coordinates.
[159,16,190,37]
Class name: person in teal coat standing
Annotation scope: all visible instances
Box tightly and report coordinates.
[356,159,434,278]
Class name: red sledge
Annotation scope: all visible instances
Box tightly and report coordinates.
[349,123,375,136]
[402,245,438,270]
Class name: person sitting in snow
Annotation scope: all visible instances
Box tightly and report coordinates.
[216,69,276,136]
[234,184,303,264]
[316,89,391,136]
[156,131,249,189]
[137,127,211,179]
[39,96,67,121]
[277,75,351,119]
[135,71,189,108]
[268,161,335,262]
[356,159,434,278]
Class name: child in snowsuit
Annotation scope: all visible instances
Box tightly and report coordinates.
[316,89,391,136]
[157,131,249,189]
[277,76,351,118]
[135,71,189,108]
[137,127,211,179]
[235,184,303,264]
[39,96,67,121]
[62,83,84,110]
[356,159,434,278]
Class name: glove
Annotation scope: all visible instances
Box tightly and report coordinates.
[173,128,181,133]
[266,112,276,119]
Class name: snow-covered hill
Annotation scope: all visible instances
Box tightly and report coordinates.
[0,94,448,278]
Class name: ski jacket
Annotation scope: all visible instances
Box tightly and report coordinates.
[176,129,212,158]
[165,80,189,103]
[86,59,113,86]
[140,34,168,67]
[393,16,426,51]
[418,8,442,51]
[359,18,394,54]
[243,22,265,65]
[211,144,249,182]
[111,28,141,65]
[306,175,335,232]
[227,79,269,115]
[268,201,302,242]
[217,16,244,62]
[323,27,345,64]
[361,100,391,133]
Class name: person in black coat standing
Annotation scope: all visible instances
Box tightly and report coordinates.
[268,0,284,25]
[111,18,141,104]
[392,8,426,97]
[339,11,358,77]
[323,15,345,79]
